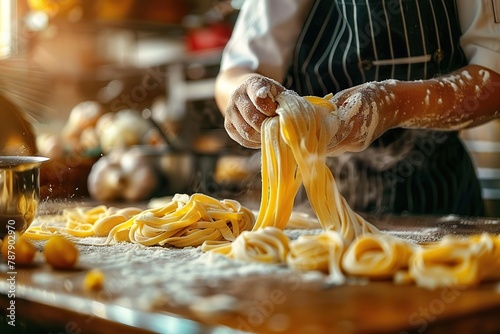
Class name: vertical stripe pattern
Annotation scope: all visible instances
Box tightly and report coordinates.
[285,0,467,95]
[287,0,483,216]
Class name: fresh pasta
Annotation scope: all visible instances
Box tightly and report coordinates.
[403,233,500,288]
[342,234,416,279]
[231,227,290,264]
[24,90,500,289]
[104,193,255,247]
[201,91,500,288]
[287,231,346,284]
[275,94,378,241]
[202,92,379,266]
[26,194,255,247]
[24,205,142,240]
[247,92,378,239]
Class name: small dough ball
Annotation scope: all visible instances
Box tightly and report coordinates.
[1,233,37,266]
[83,268,105,291]
[44,236,79,270]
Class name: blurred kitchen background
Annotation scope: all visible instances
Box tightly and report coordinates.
[1,0,262,205]
[0,0,498,216]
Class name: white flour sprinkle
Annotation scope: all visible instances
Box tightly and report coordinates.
[190,294,240,318]
[479,69,490,83]
[442,78,459,92]
[461,70,473,80]
[367,101,379,143]
[256,86,271,99]
[26,225,327,312]
[27,212,331,313]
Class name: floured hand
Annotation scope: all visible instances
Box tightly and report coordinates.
[224,75,285,148]
[327,81,399,156]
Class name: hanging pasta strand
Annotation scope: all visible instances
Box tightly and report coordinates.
[276,92,378,242]
[202,91,378,258]
[253,114,303,230]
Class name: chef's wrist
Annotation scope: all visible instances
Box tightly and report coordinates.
[368,79,406,135]
[215,68,258,115]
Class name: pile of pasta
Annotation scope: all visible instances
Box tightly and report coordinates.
[26,194,254,248]
[200,91,500,288]
[25,91,500,289]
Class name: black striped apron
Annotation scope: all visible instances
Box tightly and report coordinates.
[285,0,484,216]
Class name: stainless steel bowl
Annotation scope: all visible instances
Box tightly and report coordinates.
[0,156,49,238]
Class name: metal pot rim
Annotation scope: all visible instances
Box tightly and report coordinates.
[0,156,50,168]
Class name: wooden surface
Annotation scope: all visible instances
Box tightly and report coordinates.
[1,211,500,333]
[1,263,500,333]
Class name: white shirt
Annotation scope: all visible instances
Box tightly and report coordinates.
[457,0,500,73]
[221,0,500,81]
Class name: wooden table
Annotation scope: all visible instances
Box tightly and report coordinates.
[1,210,500,334]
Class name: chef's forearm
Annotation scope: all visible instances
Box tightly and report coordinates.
[393,64,500,130]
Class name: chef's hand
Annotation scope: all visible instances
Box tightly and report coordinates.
[326,81,399,156]
[224,75,285,149]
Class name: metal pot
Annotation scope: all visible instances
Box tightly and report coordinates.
[0,156,49,238]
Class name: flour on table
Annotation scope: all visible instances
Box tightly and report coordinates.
[28,226,324,312]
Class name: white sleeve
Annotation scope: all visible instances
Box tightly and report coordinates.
[457,0,500,74]
[220,0,314,82]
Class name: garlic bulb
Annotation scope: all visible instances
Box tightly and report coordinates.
[98,110,152,154]
[63,101,105,140]
[87,147,160,202]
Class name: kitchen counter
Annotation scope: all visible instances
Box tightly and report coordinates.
[1,204,500,334]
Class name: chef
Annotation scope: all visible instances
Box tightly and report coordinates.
[214,0,500,216]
